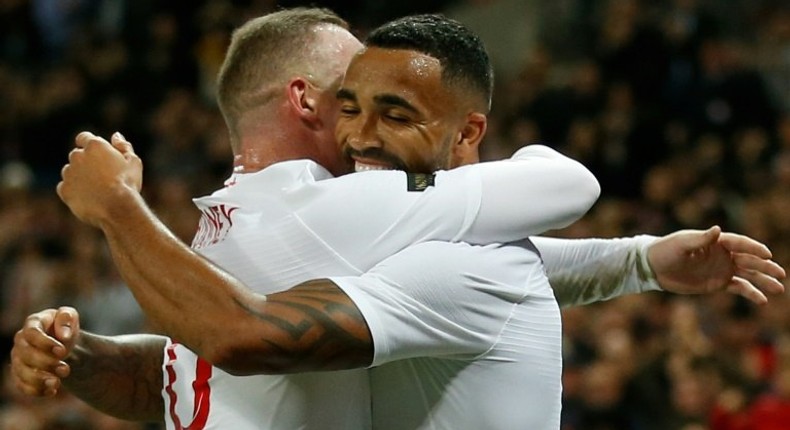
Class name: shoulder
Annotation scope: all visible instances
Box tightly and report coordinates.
[370,241,543,291]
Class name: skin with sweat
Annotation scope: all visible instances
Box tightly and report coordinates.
[336,47,483,174]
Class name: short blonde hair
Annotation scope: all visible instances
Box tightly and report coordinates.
[216,8,348,145]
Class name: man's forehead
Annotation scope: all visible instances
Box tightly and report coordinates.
[348,47,441,77]
[339,46,459,115]
[343,47,445,99]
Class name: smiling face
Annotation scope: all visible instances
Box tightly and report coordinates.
[335,47,477,174]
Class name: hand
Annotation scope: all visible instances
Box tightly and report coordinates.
[56,131,143,227]
[648,226,786,304]
[10,307,81,397]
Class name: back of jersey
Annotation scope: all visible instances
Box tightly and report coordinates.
[330,240,563,430]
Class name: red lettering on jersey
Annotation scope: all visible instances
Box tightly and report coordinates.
[192,205,239,249]
[165,343,213,430]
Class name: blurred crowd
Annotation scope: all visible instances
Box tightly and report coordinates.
[1,0,788,429]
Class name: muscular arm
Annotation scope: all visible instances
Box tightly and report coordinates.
[58,135,591,377]
[58,134,785,380]
[65,332,167,421]
[98,189,371,375]
[11,308,166,422]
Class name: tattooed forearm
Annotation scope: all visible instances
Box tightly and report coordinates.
[230,279,373,373]
[64,332,166,422]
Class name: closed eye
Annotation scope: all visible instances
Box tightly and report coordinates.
[385,114,410,123]
[340,106,360,116]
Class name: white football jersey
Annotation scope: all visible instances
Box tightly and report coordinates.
[163,145,602,430]
[332,239,563,430]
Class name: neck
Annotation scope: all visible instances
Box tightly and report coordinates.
[233,130,321,174]
[232,105,318,174]
[232,146,277,173]
[231,101,346,175]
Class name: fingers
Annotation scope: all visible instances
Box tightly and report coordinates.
[110,131,143,181]
[55,172,68,202]
[69,131,110,166]
[110,131,143,191]
[10,361,62,397]
[66,133,113,181]
[75,131,109,148]
[718,232,773,259]
[725,277,768,305]
[74,131,94,148]
[733,267,786,298]
[111,131,135,155]
[11,338,70,396]
[76,130,135,160]
[732,252,787,281]
[21,311,67,358]
[11,312,73,397]
[56,180,64,200]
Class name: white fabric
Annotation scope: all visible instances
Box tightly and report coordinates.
[533,235,661,307]
[331,240,563,430]
[160,144,645,429]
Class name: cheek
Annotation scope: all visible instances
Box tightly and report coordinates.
[322,97,341,121]
[415,126,451,156]
[384,129,424,153]
[399,136,440,169]
[325,109,340,128]
[334,119,351,142]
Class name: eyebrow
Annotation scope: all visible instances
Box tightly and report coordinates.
[336,88,420,115]
[374,94,420,115]
[336,88,356,101]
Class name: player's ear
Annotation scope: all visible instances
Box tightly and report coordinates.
[286,77,320,127]
[452,112,486,166]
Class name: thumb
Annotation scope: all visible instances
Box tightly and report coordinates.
[685,225,722,250]
[53,306,80,353]
[111,131,135,157]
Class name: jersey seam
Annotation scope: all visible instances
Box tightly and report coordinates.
[291,213,366,275]
[471,270,534,361]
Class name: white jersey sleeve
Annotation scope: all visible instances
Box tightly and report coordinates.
[293,145,599,271]
[329,240,550,365]
[461,144,601,243]
[533,235,662,307]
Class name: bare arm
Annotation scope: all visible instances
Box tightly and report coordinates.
[98,196,372,374]
[11,308,166,422]
[55,134,372,374]
[65,332,167,421]
[55,133,590,377]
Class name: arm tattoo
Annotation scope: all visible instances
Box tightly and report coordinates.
[235,279,373,372]
[65,333,166,422]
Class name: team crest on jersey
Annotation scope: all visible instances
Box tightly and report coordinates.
[407,173,435,192]
[191,204,239,249]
